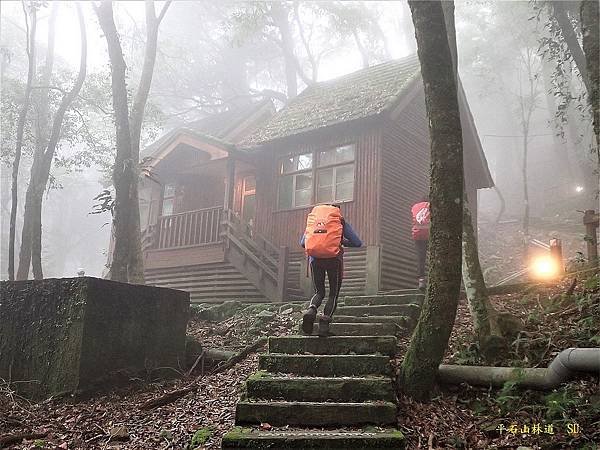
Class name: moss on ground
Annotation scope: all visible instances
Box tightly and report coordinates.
[190,427,212,448]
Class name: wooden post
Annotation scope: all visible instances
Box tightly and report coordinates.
[583,209,599,266]
[224,157,235,211]
[276,246,290,302]
[365,245,381,295]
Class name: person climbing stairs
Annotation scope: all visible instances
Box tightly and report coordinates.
[222,290,423,449]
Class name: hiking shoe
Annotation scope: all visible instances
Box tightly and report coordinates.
[418,277,427,291]
[301,306,317,335]
[318,316,333,337]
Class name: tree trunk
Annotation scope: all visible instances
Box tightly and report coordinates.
[462,193,506,359]
[96,1,134,282]
[399,0,464,401]
[580,1,599,215]
[522,124,530,237]
[553,1,591,95]
[17,3,58,280]
[352,29,369,69]
[9,4,36,281]
[271,3,298,99]
[126,0,171,284]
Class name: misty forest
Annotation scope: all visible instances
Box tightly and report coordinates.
[1,0,599,449]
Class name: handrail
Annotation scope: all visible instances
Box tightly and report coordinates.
[157,205,222,220]
[156,206,222,249]
[221,217,278,270]
[225,231,277,280]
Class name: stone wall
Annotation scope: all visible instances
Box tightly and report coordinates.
[0,277,189,398]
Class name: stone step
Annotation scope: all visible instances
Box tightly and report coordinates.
[222,428,406,449]
[310,322,399,337]
[235,401,397,426]
[259,354,391,376]
[343,294,424,307]
[333,315,411,326]
[336,304,421,319]
[269,336,397,355]
[245,373,396,402]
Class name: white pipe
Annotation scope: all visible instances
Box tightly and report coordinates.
[438,348,600,390]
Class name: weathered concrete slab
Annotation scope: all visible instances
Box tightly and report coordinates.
[222,428,406,449]
[259,354,391,376]
[343,294,424,307]
[0,277,189,398]
[236,401,397,426]
[310,322,398,336]
[246,373,396,402]
[336,304,421,319]
[269,336,397,355]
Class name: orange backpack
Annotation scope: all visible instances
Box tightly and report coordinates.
[304,205,343,258]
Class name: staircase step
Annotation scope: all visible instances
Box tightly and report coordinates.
[246,373,395,402]
[269,336,397,355]
[333,315,411,325]
[343,294,423,307]
[311,322,399,337]
[222,428,406,449]
[235,401,397,426]
[259,354,391,376]
[336,304,421,319]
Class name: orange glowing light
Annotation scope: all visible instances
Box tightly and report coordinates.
[531,256,558,279]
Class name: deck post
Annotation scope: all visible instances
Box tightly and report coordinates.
[583,209,598,267]
[365,245,381,295]
[224,157,235,211]
[277,246,290,302]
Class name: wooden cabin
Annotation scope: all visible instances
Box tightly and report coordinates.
[138,55,493,303]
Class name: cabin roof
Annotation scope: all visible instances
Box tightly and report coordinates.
[141,100,273,163]
[241,55,421,147]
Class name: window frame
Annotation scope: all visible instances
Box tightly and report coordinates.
[160,182,177,216]
[276,143,356,211]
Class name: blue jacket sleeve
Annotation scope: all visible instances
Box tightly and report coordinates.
[300,233,306,248]
[342,222,362,247]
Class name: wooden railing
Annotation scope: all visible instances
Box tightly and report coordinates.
[221,209,289,302]
[155,206,223,249]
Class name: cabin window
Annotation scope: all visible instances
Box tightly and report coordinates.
[161,183,176,216]
[278,153,313,209]
[316,145,355,203]
[277,145,355,209]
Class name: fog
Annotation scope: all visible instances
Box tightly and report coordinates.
[1,0,596,281]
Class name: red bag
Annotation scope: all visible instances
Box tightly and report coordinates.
[411,201,430,240]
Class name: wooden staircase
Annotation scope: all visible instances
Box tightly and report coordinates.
[220,291,424,449]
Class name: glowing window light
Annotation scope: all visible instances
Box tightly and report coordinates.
[530,256,558,280]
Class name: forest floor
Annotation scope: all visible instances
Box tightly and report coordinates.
[1,276,599,450]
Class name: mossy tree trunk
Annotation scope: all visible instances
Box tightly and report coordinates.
[17,4,86,281]
[96,0,170,283]
[580,1,599,214]
[462,194,507,359]
[399,0,464,401]
[8,4,36,281]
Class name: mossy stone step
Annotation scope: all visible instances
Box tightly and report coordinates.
[269,336,397,355]
[333,315,411,326]
[235,401,397,426]
[343,294,424,307]
[336,304,421,319]
[259,354,391,376]
[222,428,405,449]
[310,322,398,337]
[245,373,396,402]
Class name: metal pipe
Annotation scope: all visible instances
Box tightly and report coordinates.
[438,348,600,390]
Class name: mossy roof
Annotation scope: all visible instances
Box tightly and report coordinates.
[241,55,421,147]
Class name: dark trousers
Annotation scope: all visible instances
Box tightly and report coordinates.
[309,257,343,319]
[415,239,428,278]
